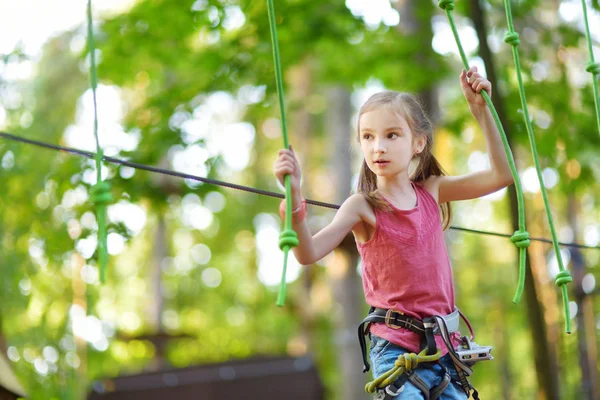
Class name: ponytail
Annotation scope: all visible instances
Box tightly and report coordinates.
[411,149,452,230]
[358,160,391,211]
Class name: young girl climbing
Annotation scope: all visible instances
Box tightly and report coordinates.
[273,66,512,399]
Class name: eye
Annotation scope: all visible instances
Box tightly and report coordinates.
[362,133,372,140]
[387,132,399,139]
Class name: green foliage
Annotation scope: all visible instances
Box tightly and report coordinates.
[1,0,599,399]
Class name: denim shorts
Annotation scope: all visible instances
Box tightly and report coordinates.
[369,335,467,399]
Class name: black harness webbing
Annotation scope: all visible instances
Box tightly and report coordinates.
[358,308,434,373]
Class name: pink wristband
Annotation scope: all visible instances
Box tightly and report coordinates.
[279,198,307,224]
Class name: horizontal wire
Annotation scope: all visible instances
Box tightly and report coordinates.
[1,131,598,251]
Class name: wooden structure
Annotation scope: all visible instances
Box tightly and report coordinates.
[89,355,324,400]
[0,353,26,400]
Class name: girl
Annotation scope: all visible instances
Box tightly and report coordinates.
[273,66,512,399]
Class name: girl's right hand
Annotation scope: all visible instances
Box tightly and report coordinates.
[273,147,302,201]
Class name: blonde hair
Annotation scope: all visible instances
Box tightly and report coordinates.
[356,91,451,230]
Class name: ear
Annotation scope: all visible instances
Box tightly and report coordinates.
[413,136,426,155]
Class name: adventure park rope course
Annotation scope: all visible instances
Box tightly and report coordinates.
[1,0,598,339]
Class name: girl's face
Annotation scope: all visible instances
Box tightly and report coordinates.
[359,107,425,178]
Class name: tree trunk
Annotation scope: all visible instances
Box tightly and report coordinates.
[468,1,561,398]
[568,195,600,400]
[326,86,367,400]
[392,1,439,122]
[288,61,317,354]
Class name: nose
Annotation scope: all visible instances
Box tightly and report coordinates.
[374,138,387,154]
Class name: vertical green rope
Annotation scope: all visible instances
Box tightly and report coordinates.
[437,0,530,308]
[502,0,572,333]
[580,0,600,136]
[87,0,112,283]
[266,0,299,307]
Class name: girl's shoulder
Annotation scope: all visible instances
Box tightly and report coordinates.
[343,193,372,213]
[419,176,442,204]
[343,193,376,221]
[345,194,377,243]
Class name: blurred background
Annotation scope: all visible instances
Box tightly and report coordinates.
[0,0,599,399]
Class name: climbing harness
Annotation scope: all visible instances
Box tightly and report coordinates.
[266,0,299,307]
[86,0,112,283]
[501,0,574,331]
[359,307,490,399]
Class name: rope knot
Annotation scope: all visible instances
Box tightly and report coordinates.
[586,62,600,75]
[91,181,113,205]
[504,32,520,47]
[554,270,572,287]
[396,353,419,371]
[510,230,530,248]
[438,0,455,10]
[279,229,299,250]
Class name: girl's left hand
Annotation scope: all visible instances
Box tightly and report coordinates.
[460,66,491,108]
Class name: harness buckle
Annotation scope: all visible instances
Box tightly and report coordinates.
[385,384,405,397]
[385,309,404,329]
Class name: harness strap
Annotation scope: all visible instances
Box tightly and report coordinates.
[423,317,437,356]
[430,369,452,400]
[358,308,426,372]
[433,315,474,398]
[408,372,430,399]
[376,366,452,400]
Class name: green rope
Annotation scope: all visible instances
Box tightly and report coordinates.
[87,0,112,283]
[502,0,572,333]
[266,0,299,307]
[437,0,530,308]
[580,0,600,136]
[365,349,442,393]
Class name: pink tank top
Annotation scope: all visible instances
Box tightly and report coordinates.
[356,182,459,354]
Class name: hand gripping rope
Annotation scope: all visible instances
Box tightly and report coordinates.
[266,0,299,307]
[501,0,572,332]
[87,0,113,283]
[437,1,532,314]
[579,0,600,136]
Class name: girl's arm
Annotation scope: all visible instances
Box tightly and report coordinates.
[286,194,364,265]
[273,148,362,265]
[433,67,514,203]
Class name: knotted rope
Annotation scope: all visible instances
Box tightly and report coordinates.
[365,349,442,394]
[438,0,531,313]
[266,0,299,307]
[87,0,112,283]
[502,0,572,332]
[580,0,600,136]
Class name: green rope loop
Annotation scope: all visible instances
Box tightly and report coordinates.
[267,0,297,307]
[586,62,600,75]
[511,231,529,304]
[438,0,455,10]
[87,0,111,283]
[279,229,299,250]
[510,230,530,248]
[441,2,529,311]
[503,32,520,47]
[554,270,573,287]
[580,0,600,135]
[503,0,571,332]
[91,180,113,205]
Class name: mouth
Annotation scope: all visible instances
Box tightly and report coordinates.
[373,160,390,166]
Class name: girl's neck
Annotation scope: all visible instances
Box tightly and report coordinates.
[376,175,414,199]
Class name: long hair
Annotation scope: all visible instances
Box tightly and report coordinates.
[356,91,451,230]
